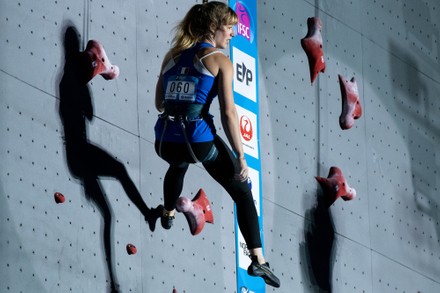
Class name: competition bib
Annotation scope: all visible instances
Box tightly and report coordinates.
[165,75,199,102]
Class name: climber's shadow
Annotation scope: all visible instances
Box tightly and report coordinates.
[58,25,161,292]
[300,191,335,293]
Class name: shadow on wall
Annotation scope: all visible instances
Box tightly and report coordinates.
[388,40,440,245]
[380,0,440,237]
[300,190,335,293]
[402,0,440,70]
[57,24,159,293]
[409,126,440,239]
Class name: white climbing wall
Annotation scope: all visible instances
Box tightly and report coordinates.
[1,0,439,293]
[259,0,440,292]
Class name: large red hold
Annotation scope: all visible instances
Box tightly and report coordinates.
[176,189,214,236]
[82,40,120,83]
[315,166,356,206]
[338,74,362,130]
[301,17,326,84]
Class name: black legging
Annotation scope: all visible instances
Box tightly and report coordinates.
[155,135,262,249]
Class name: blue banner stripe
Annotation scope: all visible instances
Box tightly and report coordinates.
[230,0,266,292]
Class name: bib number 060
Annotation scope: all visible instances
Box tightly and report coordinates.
[169,81,190,93]
[165,76,198,102]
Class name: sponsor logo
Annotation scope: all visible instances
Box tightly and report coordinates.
[236,105,258,159]
[240,115,253,141]
[235,1,254,43]
[239,241,250,257]
[233,47,256,102]
[236,62,253,86]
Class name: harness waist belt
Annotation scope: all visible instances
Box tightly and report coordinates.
[164,103,206,120]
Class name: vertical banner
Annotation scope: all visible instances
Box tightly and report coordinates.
[229,1,265,292]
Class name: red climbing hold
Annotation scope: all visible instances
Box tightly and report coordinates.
[126,243,137,255]
[301,17,326,84]
[54,192,65,204]
[172,288,177,293]
[315,166,356,205]
[338,74,362,130]
[176,189,214,236]
[83,40,119,82]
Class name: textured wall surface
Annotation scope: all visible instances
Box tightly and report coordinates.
[1,0,439,293]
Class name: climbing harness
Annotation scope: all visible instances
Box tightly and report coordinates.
[158,104,217,163]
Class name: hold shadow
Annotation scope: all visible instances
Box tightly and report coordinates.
[300,191,335,293]
[388,39,440,249]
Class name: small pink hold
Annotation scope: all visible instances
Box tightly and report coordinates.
[172,288,177,293]
[82,40,120,83]
[315,166,356,206]
[54,192,65,204]
[338,74,362,130]
[301,17,326,84]
[176,189,214,236]
[126,243,137,255]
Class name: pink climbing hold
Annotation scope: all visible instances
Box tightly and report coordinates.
[176,189,214,236]
[126,243,137,255]
[315,166,356,205]
[54,192,65,204]
[83,40,120,82]
[338,74,362,130]
[301,17,326,84]
[172,288,177,293]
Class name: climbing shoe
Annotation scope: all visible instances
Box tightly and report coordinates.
[161,211,175,230]
[247,256,280,288]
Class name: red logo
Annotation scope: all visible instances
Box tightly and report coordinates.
[240,115,253,141]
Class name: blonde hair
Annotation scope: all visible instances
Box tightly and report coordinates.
[171,1,238,54]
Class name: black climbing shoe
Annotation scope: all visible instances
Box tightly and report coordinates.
[247,256,280,288]
[161,211,175,230]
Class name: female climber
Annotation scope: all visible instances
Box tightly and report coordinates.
[153,1,280,288]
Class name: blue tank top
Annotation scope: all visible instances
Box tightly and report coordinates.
[154,42,220,143]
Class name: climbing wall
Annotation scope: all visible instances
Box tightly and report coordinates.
[259,0,440,292]
[0,0,439,293]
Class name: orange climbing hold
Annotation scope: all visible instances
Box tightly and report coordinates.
[301,17,326,84]
[54,192,65,204]
[315,166,356,205]
[338,74,362,130]
[176,189,214,236]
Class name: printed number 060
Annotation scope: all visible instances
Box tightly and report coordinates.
[170,81,190,93]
